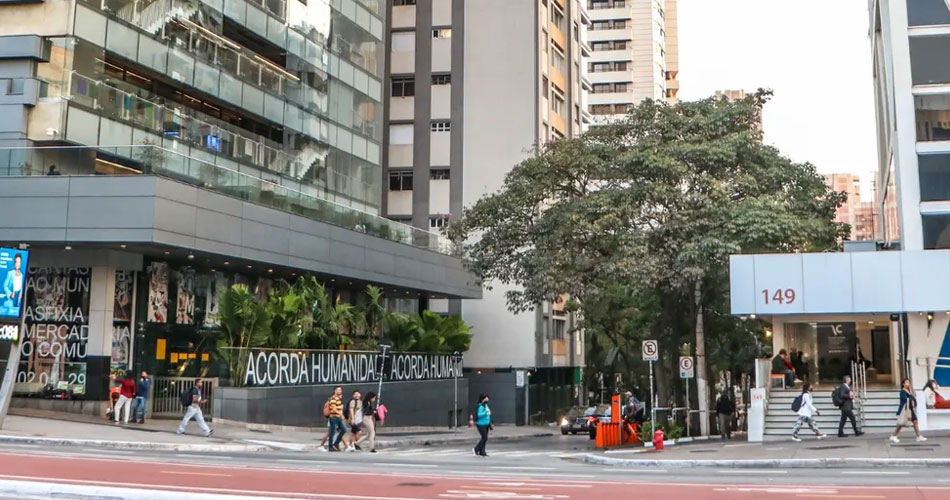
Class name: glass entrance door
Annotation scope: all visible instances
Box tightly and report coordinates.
[817,322,857,384]
[785,323,818,384]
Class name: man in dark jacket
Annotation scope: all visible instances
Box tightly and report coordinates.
[771,349,796,387]
[837,375,864,438]
[716,390,736,439]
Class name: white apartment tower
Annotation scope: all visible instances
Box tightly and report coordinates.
[384,0,591,424]
[587,0,678,121]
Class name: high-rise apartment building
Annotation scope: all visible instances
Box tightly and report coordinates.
[586,0,677,121]
[823,173,877,241]
[0,0,478,416]
[383,0,591,423]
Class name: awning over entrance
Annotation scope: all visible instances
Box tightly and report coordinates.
[730,250,950,316]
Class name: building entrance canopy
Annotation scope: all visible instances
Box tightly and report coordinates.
[730,250,950,316]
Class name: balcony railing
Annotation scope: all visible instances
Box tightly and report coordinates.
[0,145,457,256]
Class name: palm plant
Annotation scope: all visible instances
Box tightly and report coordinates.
[263,281,310,350]
[361,285,386,339]
[215,284,270,386]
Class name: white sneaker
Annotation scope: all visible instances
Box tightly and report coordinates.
[889,436,900,443]
[345,445,356,452]
[791,435,802,442]
[817,434,826,440]
[316,446,328,452]
[917,436,927,442]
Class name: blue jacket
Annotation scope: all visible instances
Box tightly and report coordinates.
[476,402,492,426]
[897,389,916,416]
[136,378,151,398]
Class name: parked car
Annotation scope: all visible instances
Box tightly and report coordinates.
[559,406,592,435]
[585,404,612,440]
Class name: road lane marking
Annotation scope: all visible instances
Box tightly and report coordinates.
[84,449,135,455]
[371,463,438,468]
[796,496,885,499]
[159,470,232,477]
[719,470,788,474]
[489,467,551,471]
[600,468,668,474]
[841,471,909,476]
[173,454,233,460]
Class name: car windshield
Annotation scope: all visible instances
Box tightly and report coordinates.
[583,407,597,416]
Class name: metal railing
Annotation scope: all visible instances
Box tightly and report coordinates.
[0,145,458,256]
[150,376,217,418]
[851,361,868,427]
[915,356,950,381]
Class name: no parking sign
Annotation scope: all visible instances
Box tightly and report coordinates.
[679,356,694,379]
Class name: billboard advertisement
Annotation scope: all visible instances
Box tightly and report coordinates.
[0,247,29,322]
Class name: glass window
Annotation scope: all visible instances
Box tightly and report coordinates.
[167,49,195,86]
[430,168,449,180]
[391,77,415,96]
[924,214,950,249]
[394,0,416,5]
[432,29,452,39]
[910,35,950,85]
[907,0,950,26]
[915,94,950,141]
[919,154,950,201]
[107,20,139,61]
[389,170,413,190]
[431,74,451,85]
[430,121,451,132]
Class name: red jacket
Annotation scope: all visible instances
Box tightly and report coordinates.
[118,378,136,398]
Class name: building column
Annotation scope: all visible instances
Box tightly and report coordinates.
[85,266,115,401]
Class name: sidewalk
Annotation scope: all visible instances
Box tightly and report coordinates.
[584,431,950,468]
[0,408,558,453]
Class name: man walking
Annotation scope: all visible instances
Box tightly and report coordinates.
[346,390,363,451]
[111,371,136,424]
[836,375,864,438]
[177,379,213,437]
[715,389,735,440]
[131,371,151,424]
[326,386,346,451]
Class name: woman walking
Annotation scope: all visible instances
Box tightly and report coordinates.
[792,382,826,441]
[473,393,493,457]
[358,392,379,453]
[891,378,926,443]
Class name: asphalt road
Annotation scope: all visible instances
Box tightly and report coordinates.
[2,435,950,499]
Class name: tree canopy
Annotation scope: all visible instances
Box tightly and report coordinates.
[448,91,847,403]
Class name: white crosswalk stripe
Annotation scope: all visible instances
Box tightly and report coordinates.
[379,448,584,459]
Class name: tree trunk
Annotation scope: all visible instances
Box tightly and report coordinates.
[694,281,710,436]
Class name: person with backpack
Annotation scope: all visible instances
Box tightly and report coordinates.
[357,392,379,453]
[791,382,825,441]
[345,390,363,451]
[177,379,213,437]
[835,375,863,438]
[473,393,493,457]
[715,389,735,440]
[891,377,926,443]
[325,386,346,452]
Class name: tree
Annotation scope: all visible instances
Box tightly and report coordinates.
[216,284,271,386]
[448,91,846,417]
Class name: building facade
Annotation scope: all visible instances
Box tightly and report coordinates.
[382,0,590,423]
[824,173,877,241]
[729,0,950,432]
[586,0,677,121]
[0,0,479,420]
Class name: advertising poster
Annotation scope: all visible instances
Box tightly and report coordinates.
[17,267,91,397]
[817,322,857,383]
[175,268,196,325]
[203,271,225,327]
[146,262,168,323]
[0,247,29,321]
[111,270,134,373]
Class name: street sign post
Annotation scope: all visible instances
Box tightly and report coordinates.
[680,356,694,437]
[643,340,658,433]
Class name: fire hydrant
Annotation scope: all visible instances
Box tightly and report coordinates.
[652,429,665,451]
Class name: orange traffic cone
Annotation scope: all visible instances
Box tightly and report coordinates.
[468,414,474,428]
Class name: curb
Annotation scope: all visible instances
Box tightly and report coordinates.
[0,435,271,453]
[0,478,288,500]
[582,454,950,469]
[298,431,558,451]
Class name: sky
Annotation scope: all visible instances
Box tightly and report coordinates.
[676,0,877,190]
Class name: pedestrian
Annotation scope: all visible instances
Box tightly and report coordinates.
[473,393,493,457]
[46,165,61,176]
[358,391,378,453]
[346,390,363,451]
[326,386,347,452]
[835,375,864,438]
[922,379,950,409]
[111,371,136,424]
[177,379,213,437]
[891,378,926,443]
[792,382,826,441]
[771,349,797,387]
[715,389,735,440]
[131,370,151,424]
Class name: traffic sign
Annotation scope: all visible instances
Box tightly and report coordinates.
[679,356,694,379]
[642,340,658,362]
